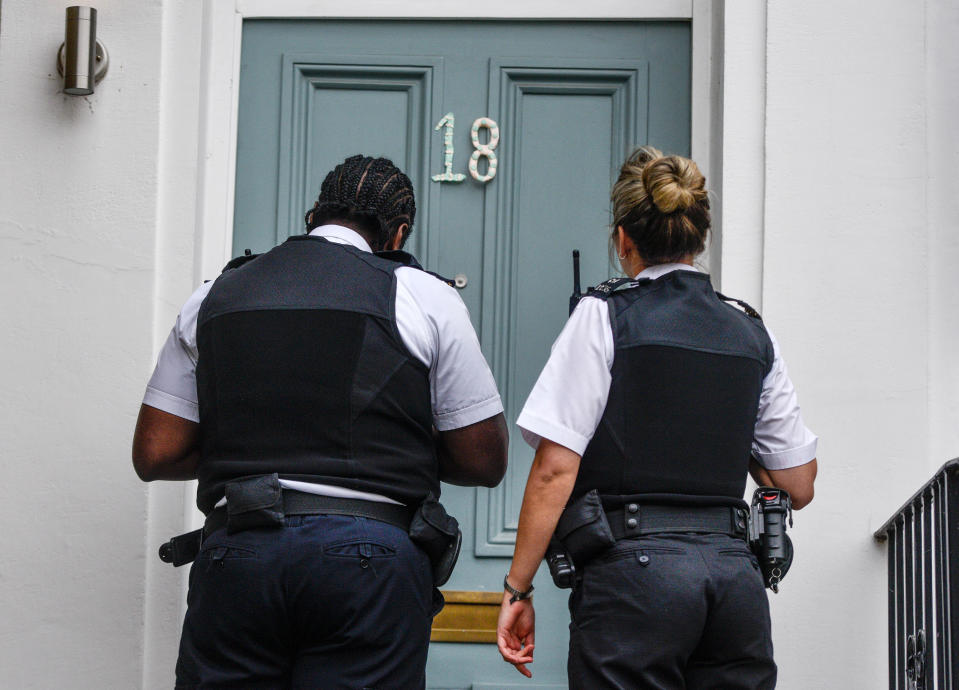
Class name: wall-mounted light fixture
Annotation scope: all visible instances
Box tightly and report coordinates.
[56,6,108,96]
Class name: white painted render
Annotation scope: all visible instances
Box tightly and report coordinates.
[760,2,959,686]
[0,1,956,688]
[0,0,161,687]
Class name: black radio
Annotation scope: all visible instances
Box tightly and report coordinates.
[545,537,577,590]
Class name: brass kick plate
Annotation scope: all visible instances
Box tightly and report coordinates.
[430,590,502,643]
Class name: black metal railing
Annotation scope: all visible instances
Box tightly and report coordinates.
[875,459,959,689]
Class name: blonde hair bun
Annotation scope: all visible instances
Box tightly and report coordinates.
[610,146,711,265]
[641,155,707,214]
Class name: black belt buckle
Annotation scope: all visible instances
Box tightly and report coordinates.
[158,528,203,567]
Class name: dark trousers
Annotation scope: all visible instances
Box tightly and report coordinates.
[568,533,776,689]
[175,515,434,689]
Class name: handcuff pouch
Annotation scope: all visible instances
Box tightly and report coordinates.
[755,533,793,591]
[409,493,462,587]
[555,489,616,565]
[748,487,794,591]
[225,473,285,534]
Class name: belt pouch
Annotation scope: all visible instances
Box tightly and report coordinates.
[555,489,616,564]
[224,473,285,534]
[409,493,462,587]
[158,528,203,567]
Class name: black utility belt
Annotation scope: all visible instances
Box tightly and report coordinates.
[545,488,793,593]
[545,490,746,590]
[203,489,414,535]
[159,482,412,568]
[159,474,462,587]
[556,490,746,567]
[606,503,747,541]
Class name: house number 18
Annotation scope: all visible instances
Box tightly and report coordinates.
[431,112,500,184]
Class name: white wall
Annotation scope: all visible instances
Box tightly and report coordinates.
[0,0,160,687]
[757,1,959,687]
[925,0,959,467]
[1,0,956,688]
[141,0,204,685]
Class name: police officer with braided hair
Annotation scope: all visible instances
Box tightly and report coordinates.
[497,147,817,688]
[133,154,508,688]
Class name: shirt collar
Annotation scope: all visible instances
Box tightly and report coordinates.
[634,262,700,281]
[308,224,372,253]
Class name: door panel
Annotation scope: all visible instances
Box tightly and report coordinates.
[271,55,443,256]
[476,58,649,556]
[235,20,690,688]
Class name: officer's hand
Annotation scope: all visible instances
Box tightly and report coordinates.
[496,593,535,678]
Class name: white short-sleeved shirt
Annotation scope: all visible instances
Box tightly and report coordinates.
[142,225,504,505]
[516,263,817,471]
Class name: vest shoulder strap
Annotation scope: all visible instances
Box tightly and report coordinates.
[221,249,260,273]
[222,245,455,286]
[715,292,763,320]
[374,249,455,288]
[586,277,642,299]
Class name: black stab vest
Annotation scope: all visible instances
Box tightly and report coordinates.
[193,235,438,514]
[576,270,774,505]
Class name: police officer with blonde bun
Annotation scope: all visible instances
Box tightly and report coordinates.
[497,147,817,688]
[133,155,508,688]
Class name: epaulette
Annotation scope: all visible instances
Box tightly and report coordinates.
[716,292,763,320]
[586,277,642,299]
[221,248,260,273]
[425,271,456,288]
[374,249,455,288]
[374,249,421,268]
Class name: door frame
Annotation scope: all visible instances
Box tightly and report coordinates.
[195,0,768,302]
[193,0,756,284]
[187,0,769,602]
[187,0,743,511]
[146,0,767,684]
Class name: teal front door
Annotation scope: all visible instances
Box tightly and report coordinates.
[234,19,690,688]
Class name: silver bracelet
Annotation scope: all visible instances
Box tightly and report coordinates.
[504,574,534,604]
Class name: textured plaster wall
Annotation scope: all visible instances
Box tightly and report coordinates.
[0,1,163,687]
[759,1,959,687]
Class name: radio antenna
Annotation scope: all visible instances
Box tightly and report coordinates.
[569,250,582,315]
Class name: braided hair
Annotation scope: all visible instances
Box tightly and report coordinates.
[305,155,416,251]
